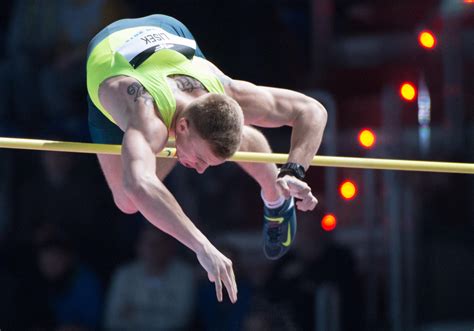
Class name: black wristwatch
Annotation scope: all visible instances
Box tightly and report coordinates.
[278,163,306,180]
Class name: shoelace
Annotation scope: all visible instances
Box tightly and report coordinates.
[265,199,292,244]
[267,225,282,243]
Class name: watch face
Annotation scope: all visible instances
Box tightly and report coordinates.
[296,167,305,176]
[296,166,304,179]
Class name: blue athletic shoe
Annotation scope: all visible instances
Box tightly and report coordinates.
[262,197,297,260]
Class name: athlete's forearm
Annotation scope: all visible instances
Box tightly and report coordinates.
[288,101,327,170]
[228,82,327,169]
[125,176,209,254]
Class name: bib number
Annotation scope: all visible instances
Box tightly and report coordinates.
[116,26,197,68]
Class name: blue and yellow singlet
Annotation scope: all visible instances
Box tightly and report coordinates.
[87,26,225,129]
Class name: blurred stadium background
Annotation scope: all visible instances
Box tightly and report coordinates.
[0,1,472,330]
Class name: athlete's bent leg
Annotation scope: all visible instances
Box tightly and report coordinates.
[97,154,138,214]
[97,155,176,214]
[237,126,282,201]
[237,126,297,260]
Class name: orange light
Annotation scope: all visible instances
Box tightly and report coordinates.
[358,129,376,148]
[321,214,337,231]
[340,180,357,200]
[400,82,416,101]
[418,30,436,49]
[464,0,473,3]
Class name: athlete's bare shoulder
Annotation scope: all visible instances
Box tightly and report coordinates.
[199,58,233,91]
[99,76,158,130]
[168,74,208,94]
[99,76,151,106]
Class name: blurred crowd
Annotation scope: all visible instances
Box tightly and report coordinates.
[0,1,363,330]
[0,0,472,331]
[0,151,363,330]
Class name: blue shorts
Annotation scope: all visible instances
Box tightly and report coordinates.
[87,14,205,144]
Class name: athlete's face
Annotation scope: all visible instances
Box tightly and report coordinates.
[174,117,225,174]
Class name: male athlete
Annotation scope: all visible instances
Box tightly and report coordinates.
[87,14,327,303]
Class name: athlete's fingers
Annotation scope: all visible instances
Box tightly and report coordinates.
[208,272,215,282]
[291,184,311,197]
[309,195,318,210]
[229,265,238,298]
[276,178,291,199]
[303,194,317,211]
[226,261,238,298]
[214,272,223,302]
[283,178,311,199]
[297,194,309,210]
[296,199,311,211]
[222,268,237,303]
[296,194,318,211]
[286,180,316,209]
[290,188,311,200]
[287,180,311,194]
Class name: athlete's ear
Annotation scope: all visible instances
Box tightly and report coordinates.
[176,117,190,134]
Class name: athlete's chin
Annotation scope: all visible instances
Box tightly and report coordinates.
[179,160,193,169]
[176,152,190,168]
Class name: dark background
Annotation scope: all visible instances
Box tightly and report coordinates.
[0,1,472,330]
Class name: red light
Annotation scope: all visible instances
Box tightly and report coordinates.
[400,82,416,101]
[358,129,376,148]
[321,214,337,231]
[464,0,473,3]
[418,30,436,49]
[340,180,357,200]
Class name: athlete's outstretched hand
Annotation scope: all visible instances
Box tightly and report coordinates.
[196,243,237,303]
[276,175,318,211]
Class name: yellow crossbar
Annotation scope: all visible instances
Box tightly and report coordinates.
[0,137,472,174]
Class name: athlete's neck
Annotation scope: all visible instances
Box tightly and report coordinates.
[169,92,203,137]
[167,75,209,137]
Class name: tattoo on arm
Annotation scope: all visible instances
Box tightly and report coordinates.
[127,82,154,106]
[173,75,206,92]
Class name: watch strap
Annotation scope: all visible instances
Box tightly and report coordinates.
[278,162,305,180]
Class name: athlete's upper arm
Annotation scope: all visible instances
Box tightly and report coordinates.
[121,126,158,188]
[120,107,167,188]
[99,77,159,132]
[202,60,303,126]
[99,77,168,184]
[228,80,322,128]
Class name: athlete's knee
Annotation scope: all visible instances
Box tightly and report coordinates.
[240,126,271,152]
[242,125,266,140]
[113,194,138,214]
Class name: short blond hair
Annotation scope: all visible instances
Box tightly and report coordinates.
[184,93,243,158]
